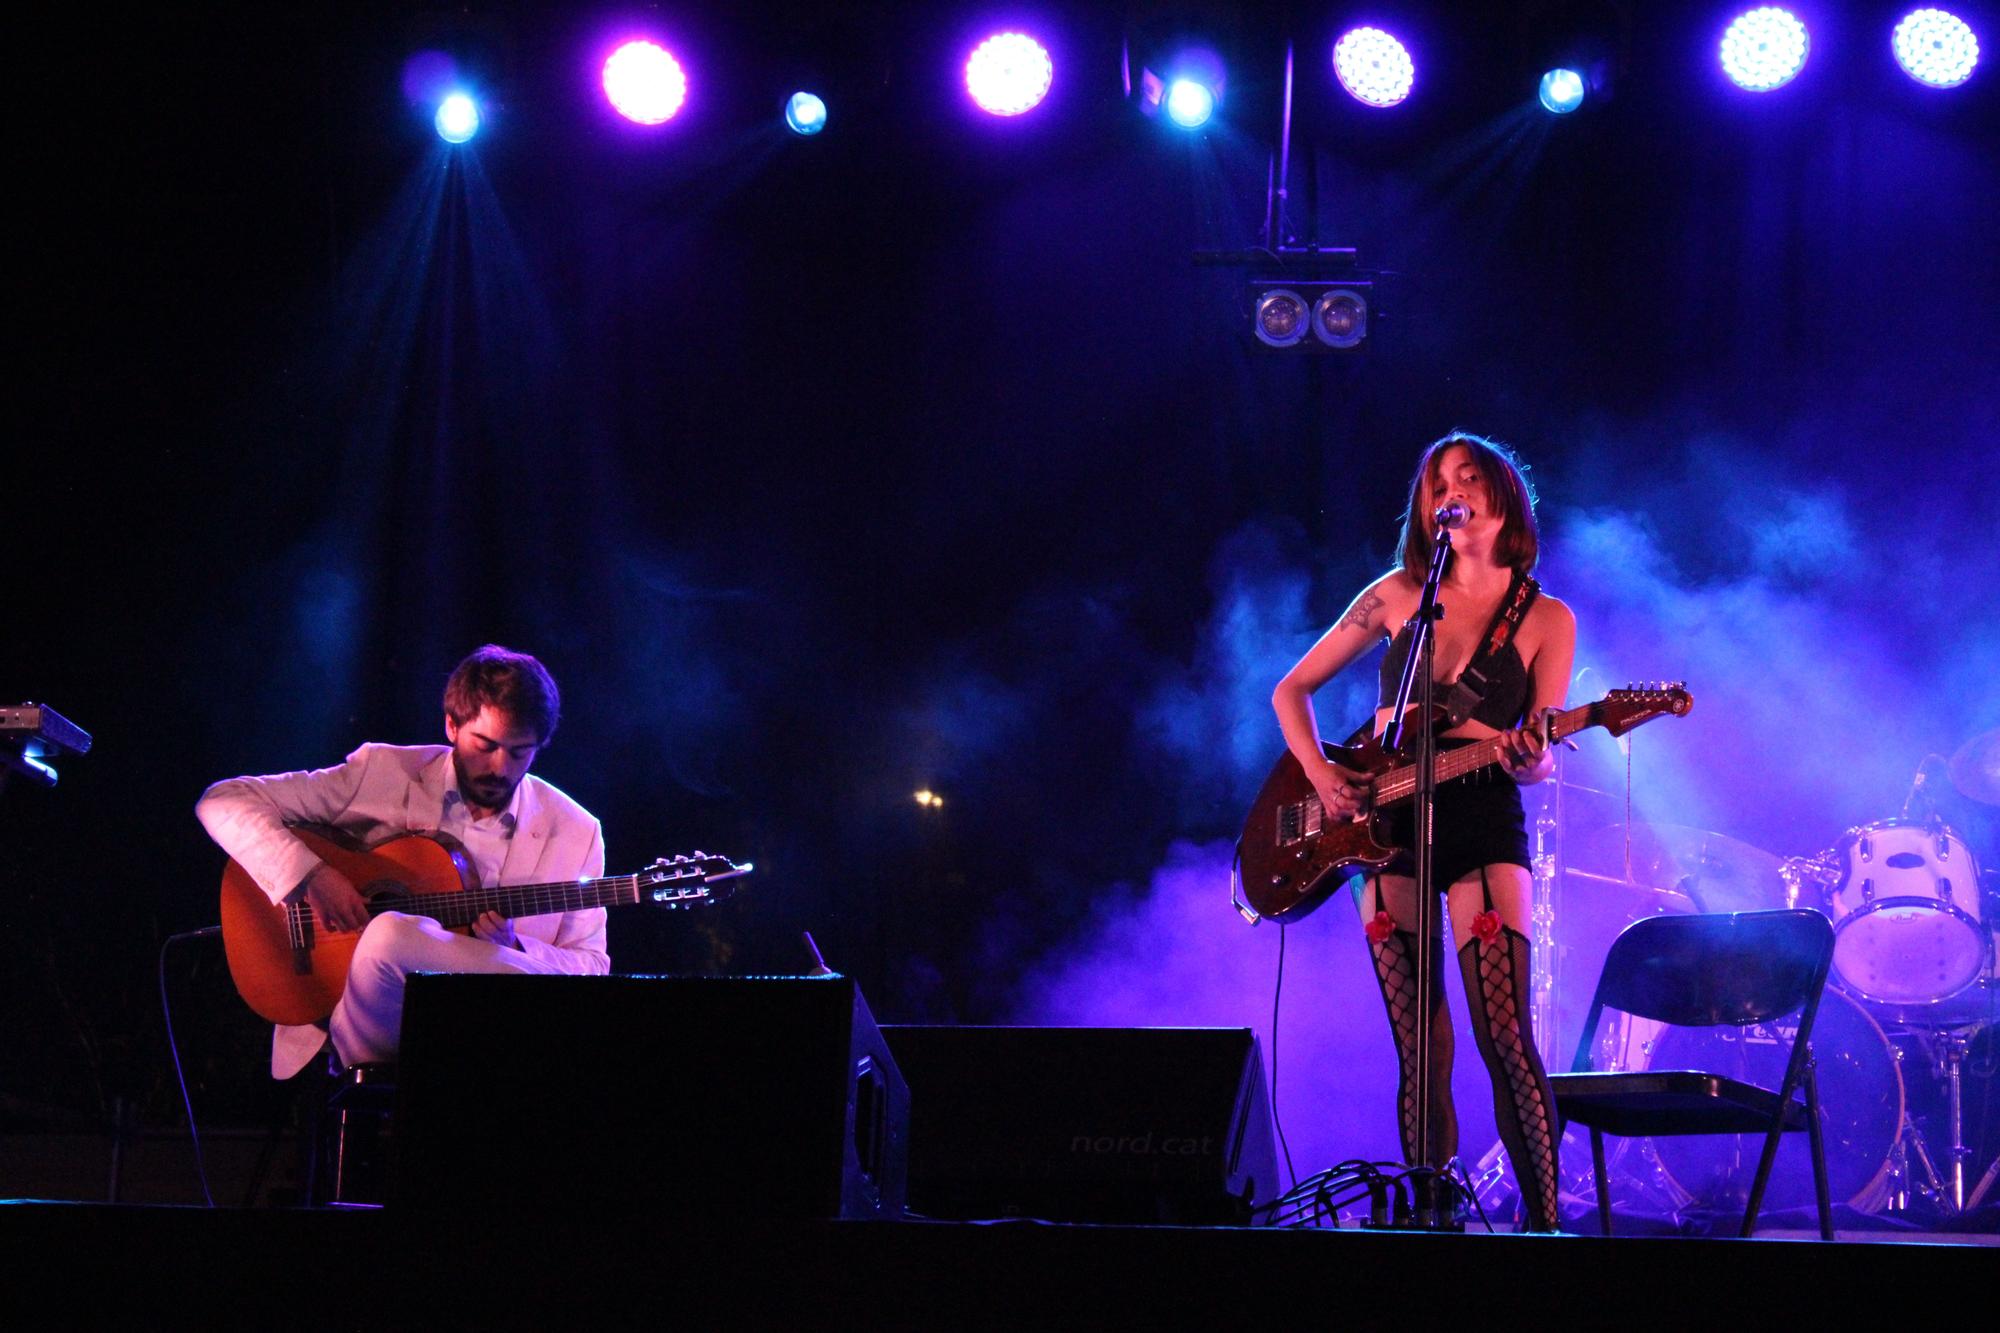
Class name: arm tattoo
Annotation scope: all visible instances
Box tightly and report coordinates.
[1336,590,1382,634]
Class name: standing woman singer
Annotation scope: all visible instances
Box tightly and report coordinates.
[1271,431,1575,1232]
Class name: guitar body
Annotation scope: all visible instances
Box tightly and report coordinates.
[1236,723,1421,925]
[1236,687,1693,924]
[219,826,476,1026]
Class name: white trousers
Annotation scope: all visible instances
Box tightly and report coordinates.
[328,912,554,1067]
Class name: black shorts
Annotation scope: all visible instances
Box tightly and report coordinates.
[1376,740,1532,891]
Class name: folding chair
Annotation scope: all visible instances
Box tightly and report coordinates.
[1550,909,1836,1239]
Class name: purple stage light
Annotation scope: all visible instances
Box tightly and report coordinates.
[1333,27,1415,107]
[965,32,1053,117]
[603,39,687,125]
[1720,7,1810,91]
[1894,9,1980,88]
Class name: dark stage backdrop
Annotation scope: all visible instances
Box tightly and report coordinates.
[9,2,1997,1184]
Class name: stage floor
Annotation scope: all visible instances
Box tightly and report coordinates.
[3,1199,1988,1327]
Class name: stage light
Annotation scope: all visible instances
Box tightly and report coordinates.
[434,93,480,144]
[1538,68,1586,113]
[914,789,944,808]
[786,91,828,135]
[1253,290,1309,348]
[1311,289,1368,349]
[1893,8,1980,87]
[965,32,1053,116]
[1720,8,1810,91]
[1164,78,1215,128]
[1248,277,1374,353]
[1333,27,1415,107]
[603,39,687,124]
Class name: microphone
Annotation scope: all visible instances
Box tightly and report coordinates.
[1433,502,1470,530]
[1901,755,1943,820]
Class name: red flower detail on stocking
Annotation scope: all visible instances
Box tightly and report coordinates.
[1364,910,1397,945]
[1472,910,1504,946]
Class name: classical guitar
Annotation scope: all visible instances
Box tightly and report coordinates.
[1234,685,1692,924]
[219,825,750,1025]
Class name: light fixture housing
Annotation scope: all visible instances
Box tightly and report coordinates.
[1249,278,1374,352]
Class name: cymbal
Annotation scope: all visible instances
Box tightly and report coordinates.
[1949,729,2000,806]
[1566,822,1786,914]
[1653,826,1789,914]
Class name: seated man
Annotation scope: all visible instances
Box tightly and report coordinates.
[198,644,608,1078]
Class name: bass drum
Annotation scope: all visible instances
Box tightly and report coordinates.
[1649,988,1902,1213]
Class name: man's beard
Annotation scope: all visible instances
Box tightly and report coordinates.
[453,754,518,813]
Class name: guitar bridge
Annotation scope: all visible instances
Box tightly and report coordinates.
[285,902,315,973]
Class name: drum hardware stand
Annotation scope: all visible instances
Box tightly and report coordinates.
[1883,1028,1980,1214]
[1531,784,1559,1060]
[1966,1147,2000,1211]
[1876,1026,1987,1216]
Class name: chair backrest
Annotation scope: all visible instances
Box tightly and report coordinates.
[1586,909,1834,1031]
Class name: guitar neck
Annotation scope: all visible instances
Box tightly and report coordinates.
[375,875,644,928]
[1371,702,1598,806]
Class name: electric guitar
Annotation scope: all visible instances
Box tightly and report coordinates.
[219,825,750,1025]
[1234,685,1692,923]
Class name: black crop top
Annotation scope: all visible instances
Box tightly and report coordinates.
[1376,621,1532,730]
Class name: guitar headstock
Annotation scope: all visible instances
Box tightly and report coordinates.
[636,851,753,908]
[1598,682,1694,736]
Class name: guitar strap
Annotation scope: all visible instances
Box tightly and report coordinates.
[1443,571,1540,727]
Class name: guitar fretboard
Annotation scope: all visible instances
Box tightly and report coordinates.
[370,874,651,927]
[1369,701,1599,806]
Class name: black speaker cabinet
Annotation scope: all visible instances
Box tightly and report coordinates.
[881,1026,1280,1225]
[396,973,907,1219]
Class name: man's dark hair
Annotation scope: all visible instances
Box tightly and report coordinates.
[443,645,562,743]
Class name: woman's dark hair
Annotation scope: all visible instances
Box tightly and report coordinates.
[1396,431,1540,578]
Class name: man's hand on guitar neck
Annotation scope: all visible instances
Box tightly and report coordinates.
[305,863,370,933]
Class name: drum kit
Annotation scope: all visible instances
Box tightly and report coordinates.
[1528,726,2000,1225]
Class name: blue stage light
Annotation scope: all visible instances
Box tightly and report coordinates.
[1720,7,1810,91]
[786,91,828,135]
[965,32,1053,117]
[434,93,479,144]
[1538,68,1586,113]
[1894,9,1980,87]
[1164,78,1215,129]
[1333,27,1415,107]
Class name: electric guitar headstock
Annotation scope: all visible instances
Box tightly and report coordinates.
[1590,682,1694,737]
[635,851,753,909]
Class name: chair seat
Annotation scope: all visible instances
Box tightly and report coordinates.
[1551,1069,1812,1139]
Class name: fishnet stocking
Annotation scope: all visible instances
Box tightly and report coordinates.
[1459,924,1561,1231]
[1365,886,1456,1168]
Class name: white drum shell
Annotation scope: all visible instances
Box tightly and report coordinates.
[1826,820,1987,1007]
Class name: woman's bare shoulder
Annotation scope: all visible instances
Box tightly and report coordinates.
[1530,590,1576,633]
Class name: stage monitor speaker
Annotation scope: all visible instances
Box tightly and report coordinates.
[396,973,907,1219]
[880,1025,1280,1225]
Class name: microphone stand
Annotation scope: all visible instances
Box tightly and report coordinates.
[1383,516,1460,1229]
